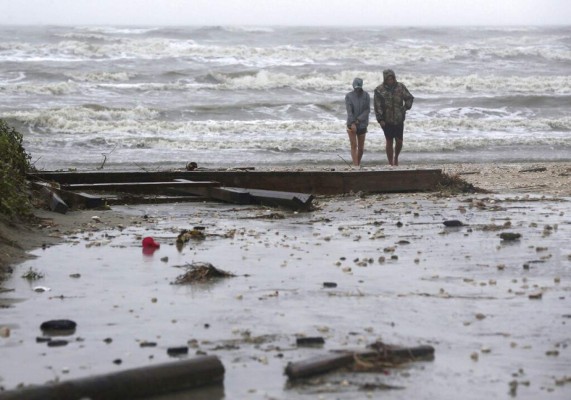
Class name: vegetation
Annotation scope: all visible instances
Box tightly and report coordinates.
[436,172,482,194]
[0,119,33,217]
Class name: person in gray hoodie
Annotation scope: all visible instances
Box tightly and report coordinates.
[374,69,414,166]
[345,77,370,167]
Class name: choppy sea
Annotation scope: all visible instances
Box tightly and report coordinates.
[1,25,570,170]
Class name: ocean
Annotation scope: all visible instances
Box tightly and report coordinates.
[0,25,570,171]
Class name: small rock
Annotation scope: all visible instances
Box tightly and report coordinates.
[443,220,463,227]
[323,282,337,288]
[529,292,543,300]
[167,346,189,356]
[47,340,69,347]
[296,337,325,347]
[40,319,77,336]
[500,232,521,241]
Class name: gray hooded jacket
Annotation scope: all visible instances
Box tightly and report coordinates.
[345,89,370,130]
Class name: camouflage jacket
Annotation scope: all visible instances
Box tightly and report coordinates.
[373,82,414,125]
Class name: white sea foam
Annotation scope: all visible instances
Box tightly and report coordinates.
[2,25,570,167]
[0,82,81,95]
[65,71,135,82]
[6,106,570,140]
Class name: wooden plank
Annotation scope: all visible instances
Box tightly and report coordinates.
[61,180,221,194]
[285,345,435,380]
[172,180,252,204]
[174,180,313,210]
[32,182,103,210]
[39,186,69,214]
[29,169,443,195]
[233,187,314,210]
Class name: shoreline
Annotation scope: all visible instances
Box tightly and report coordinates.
[0,160,570,398]
[2,161,570,277]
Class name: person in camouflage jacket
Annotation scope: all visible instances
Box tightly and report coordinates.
[374,69,414,166]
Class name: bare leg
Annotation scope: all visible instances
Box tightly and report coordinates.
[385,138,394,166]
[357,133,366,166]
[394,138,403,166]
[347,125,358,166]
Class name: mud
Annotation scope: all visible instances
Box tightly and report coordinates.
[1,191,570,399]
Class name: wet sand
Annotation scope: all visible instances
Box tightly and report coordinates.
[1,161,570,399]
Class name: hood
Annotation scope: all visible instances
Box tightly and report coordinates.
[383,69,396,83]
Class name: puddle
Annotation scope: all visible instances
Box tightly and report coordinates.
[1,194,570,399]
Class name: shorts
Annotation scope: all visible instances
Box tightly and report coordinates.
[347,126,367,135]
[382,123,404,141]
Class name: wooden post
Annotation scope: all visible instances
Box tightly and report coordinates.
[285,345,435,380]
[0,356,224,400]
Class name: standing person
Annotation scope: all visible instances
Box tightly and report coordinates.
[345,77,370,167]
[374,69,414,166]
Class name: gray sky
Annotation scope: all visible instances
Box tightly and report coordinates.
[0,0,569,26]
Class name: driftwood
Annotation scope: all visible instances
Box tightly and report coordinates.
[285,344,435,380]
[0,355,224,400]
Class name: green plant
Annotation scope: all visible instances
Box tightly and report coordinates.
[0,119,33,217]
[21,267,44,281]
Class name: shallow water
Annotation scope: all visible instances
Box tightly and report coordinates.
[1,193,570,399]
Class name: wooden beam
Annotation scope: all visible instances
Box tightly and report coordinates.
[32,182,103,210]
[234,188,314,210]
[285,345,435,380]
[173,180,313,210]
[29,169,443,195]
[60,180,220,194]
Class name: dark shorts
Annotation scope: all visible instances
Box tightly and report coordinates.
[382,124,404,141]
[347,126,367,135]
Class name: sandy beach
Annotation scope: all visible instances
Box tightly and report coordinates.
[1,161,570,399]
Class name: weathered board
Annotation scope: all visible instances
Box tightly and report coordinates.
[30,169,443,195]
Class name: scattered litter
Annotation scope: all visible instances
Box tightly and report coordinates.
[142,237,160,248]
[172,262,235,284]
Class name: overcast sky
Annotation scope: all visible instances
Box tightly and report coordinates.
[0,0,569,26]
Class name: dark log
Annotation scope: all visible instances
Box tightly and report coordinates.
[0,355,224,400]
[285,353,355,379]
[285,345,435,380]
